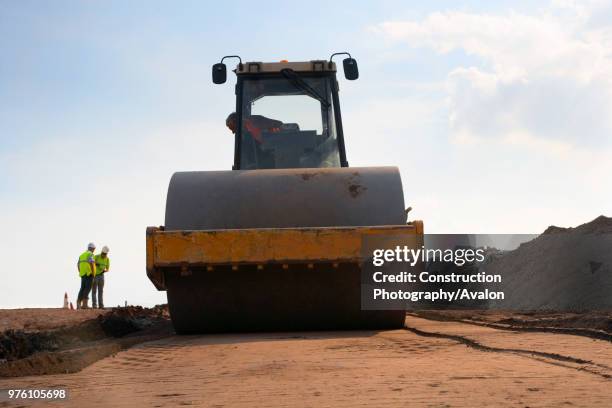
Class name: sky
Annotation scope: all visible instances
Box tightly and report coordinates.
[1,0,611,308]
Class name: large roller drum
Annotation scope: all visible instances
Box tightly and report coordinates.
[164,166,407,333]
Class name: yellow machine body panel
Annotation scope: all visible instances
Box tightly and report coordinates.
[147,222,423,291]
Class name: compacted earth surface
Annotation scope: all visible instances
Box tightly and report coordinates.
[0,309,610,407]
[0,308,107,332]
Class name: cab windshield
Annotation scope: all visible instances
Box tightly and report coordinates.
[239,74,341,169]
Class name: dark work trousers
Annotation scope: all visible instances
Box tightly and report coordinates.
[77,275,93,302]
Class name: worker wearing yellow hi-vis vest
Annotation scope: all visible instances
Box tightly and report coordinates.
[92,246,110,309]
[76,242,96,309]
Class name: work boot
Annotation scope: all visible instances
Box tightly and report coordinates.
[82,299,89,309]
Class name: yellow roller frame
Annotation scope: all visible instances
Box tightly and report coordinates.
[146,221,423,290]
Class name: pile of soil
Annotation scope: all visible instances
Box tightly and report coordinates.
[0,330,58,361]
[486,217,612,311]
[98,305,169,337]
[0,305,172,377]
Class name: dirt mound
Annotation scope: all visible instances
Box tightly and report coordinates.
[0,330,58,361]
[487,216,612,311]
[542,225,568,235]
[543,216,612,236]
[574,215,612,234]
[98,305,169,337]
[0,305,172,377]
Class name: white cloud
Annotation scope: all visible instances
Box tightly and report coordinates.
[362,3,612,235]
[372,3,612,150]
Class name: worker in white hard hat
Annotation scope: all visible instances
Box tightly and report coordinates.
[76,243,96,309]
[92,246,110,309]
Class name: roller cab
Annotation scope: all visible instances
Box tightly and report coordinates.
[146,55,423,333]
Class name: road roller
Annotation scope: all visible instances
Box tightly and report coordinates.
[146,53,423,333]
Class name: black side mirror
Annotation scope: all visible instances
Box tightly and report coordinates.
[343,58,359,80]
[212,63,227,84]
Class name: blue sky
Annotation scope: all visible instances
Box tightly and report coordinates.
[0,0,542,149]
[1,0,610,308]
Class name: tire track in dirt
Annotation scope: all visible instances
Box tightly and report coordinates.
[409,312,612,342]
[404,315,612,379]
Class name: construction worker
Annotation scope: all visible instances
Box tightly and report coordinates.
[92,246,110,309]
[226,112,283,143]
[76,243,96,309]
